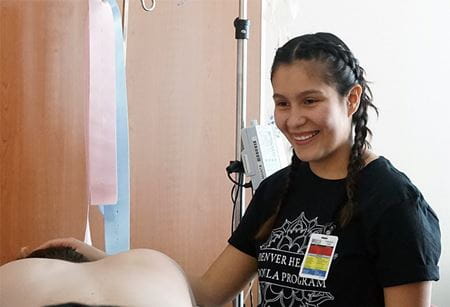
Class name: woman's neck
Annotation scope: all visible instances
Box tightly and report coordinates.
[308,145,377,180]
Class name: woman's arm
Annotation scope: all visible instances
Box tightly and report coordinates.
[384,281,432,307]
[190,244,258,307]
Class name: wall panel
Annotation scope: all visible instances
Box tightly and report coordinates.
[0,0,89,264]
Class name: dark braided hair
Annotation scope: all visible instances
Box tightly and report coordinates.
[257,33,378,239]
[255,152,302,239]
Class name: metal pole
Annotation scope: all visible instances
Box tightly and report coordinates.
[234,1,247,159]
[121,0,129,63]
[233,0,248,225]
[233,1,249,306]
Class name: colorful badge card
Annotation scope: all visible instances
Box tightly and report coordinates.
[299,233,338,280]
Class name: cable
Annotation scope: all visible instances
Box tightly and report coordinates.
[227,161,252,188]
[226,161,257,307]
[244,279,255,307]
[231,183,237,233]
[231,172,243,234]
[227,160,251,234]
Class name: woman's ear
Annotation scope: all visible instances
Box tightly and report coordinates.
[346,84,362,117]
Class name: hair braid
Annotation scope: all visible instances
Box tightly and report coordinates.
[339,51,378,226]
[340,100,369,225]
[255,152,302,240]
[277,152,302,221]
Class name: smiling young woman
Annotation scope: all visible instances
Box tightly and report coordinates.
[210,32,440,307]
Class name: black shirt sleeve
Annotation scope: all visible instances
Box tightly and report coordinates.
[372,193,441,287]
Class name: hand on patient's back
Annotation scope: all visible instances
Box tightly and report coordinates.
[30,237,107,261]
[19,246,30,258]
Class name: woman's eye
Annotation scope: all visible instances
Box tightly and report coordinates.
[275,101,289,107]
[304,98,318,105]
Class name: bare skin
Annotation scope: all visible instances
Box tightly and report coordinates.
[0,249,195,307]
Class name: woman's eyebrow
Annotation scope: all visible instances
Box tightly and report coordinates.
[273,89,323,100]
[296,89,323,98]
[272,93,286,100]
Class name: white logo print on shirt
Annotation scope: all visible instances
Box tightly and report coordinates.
[258,212,336,307]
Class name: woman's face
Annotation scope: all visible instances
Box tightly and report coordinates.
[272,60,357,170]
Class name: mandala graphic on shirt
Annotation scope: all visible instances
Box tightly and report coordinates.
[260,282,334,307]
[259,212,336,307]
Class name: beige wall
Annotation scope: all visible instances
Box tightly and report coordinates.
[0,0,90,264]
[0,1,261,302]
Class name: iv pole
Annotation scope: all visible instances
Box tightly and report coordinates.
[233,1,250,306]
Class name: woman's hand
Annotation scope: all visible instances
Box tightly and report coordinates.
[23,237,106,261]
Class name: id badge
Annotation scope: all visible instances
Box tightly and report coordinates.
[299,233,338,280]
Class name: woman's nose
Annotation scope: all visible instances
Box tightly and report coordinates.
[286,106,307,128]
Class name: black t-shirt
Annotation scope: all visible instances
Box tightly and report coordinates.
[229,157,440,307]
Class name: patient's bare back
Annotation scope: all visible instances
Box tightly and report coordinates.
[0,249,194,307]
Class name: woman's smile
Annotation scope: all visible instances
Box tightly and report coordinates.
[291,130,320,145]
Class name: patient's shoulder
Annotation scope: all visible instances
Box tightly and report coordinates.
[0,258,81,306]
[102,248,178,267]
[100,248,186,280]
[97,249,186,286]
[91,249,194,306]
[122,248,172,259]
[0,257,74,277]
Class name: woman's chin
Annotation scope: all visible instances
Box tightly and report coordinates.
[292,145,321,161]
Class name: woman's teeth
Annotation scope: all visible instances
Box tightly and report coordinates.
[294,131,319,141]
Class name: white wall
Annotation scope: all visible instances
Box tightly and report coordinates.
[261,0,450,305]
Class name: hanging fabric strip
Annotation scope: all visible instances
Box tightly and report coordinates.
[103,0,131,255]
[88,0,118,206]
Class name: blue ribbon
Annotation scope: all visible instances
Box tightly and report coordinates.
[100,0,130,255]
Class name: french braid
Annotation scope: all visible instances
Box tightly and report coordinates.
[255,152,302,240]
[258,33,378,239]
